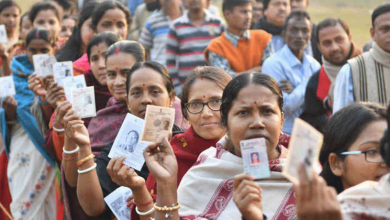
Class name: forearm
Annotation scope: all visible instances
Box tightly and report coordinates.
[133,185,155,220]
[2,56,11,76]
[77,146,106,217]
[63,136,79,187]
[155,181,179,220]
[39,96,54,124]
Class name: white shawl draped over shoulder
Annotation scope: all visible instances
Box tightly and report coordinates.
[177,137,296,220]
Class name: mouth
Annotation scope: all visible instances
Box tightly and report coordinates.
[201,122,219,127]
[114,88,126,95]
[138,109,146,117]
[245,134,267,140]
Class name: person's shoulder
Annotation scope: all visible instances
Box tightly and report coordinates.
[250,29,272,38]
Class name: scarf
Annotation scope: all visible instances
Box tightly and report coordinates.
[73,54,90,76]
[371,41,390,67]
[0,55,55,167]
[83,70,112,115]
[254,17,283,35]
[87,97,127,157]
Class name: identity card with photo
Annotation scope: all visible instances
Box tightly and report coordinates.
[71,86,96,118]
[33,54,57,77]
[141,105,175,143]
[283,118,323,183]
[0,76,16,98]
[54,61,73,86]
[240,138,270,180]
[104,186,132,220]
[62,75,86,103]
[0,25,7,43]
[108,113,148,171]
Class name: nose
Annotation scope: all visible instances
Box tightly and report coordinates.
[201,104,213,118]
[250,113,265,129]
[140,93,153,105]
[330,42,339,52]
[98,57,105,69]
[113,74,124,86]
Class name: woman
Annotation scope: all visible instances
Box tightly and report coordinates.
[8,12,32,63]
[0,28,57,220]
[73,0,131,75]
[63,61,177,218]
[144,73,295,219]
[319,103,390,194]
[0,0,20,48]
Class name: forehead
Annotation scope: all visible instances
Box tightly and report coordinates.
[232,83,279,106]
[36,9,57,19]
[1,6,20,13]
[374,11,390,27]
[232,3,252,11]
[106,52,135,67]
[28,38,51,47]
[350,120,387,148]
[101,8,126,20]
[318,24,348,41]
[287,17,310,29]
[269,0,289,5]
[90,43,108,54]
[130,67,166,87]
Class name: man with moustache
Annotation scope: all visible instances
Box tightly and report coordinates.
[334,4,390,113]
[128,0,161,41]
[300,18,362,131]
[262,10,320,134]
[251,0,264,28]
[205,0,272,77]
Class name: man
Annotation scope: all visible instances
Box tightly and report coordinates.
[333,4,390,113]
[300,18,362,131]
[166,0,224,95]
[262,10,320,134]
[138,0,181,65]
[204,0,272,77]
[291,0,308,9]
[128,0,161,41]
[251,0,263,28]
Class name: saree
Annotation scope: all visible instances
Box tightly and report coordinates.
[177,137,296,220]
[73,54,90,76]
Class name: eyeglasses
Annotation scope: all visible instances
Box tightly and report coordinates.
[185,99,222,114]
[339,149,384,163]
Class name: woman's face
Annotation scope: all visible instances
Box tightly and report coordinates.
[337,120,390,189]
[128,132,138,145]
[33,9,61,39]
[96,8,127,39]
[26,39,54,65]
[252,153,259,161]
[0,6,20,34]
[80,18,94,50]
[227,84,283,159]
[106,52,137,102]
[58,17,76,39]
[90,42,109,85]
[186,79,225,140]
[20,15,32,41]
[127,67,173,119]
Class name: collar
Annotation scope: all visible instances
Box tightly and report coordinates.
[224,30,250,47]
[280,45,308,68]
[182,9,213,23]
[371,41,390,67]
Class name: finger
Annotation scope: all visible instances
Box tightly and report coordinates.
[297,162,311,202]
[237,182,262,201]
[144,142,161,157]
[233,173,254,190]
[113,157,125,173]
[117,165,130,180]
[106,157,117,177]
[160,138,174,155]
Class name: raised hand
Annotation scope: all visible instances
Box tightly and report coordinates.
[280,80,294,94]
[63,108,90,147]
[45,80,65,109]
[106,157,146,190]
[54,101,73,130]
[28,73,46,96]
[2,96,18,121]
[233,173,264,220]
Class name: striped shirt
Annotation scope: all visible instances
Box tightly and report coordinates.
[166,10,224,96]
[139,9,172,65]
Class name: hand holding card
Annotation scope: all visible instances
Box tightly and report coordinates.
[141,105,175,143]
[240,138,271,180]
[62,75,87,102]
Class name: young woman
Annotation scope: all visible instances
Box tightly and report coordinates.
[0,28,57,220]
[29,1,61,44]
[0,0,20,48]
[8,11,32,63]
[143,73,295,219]
[319,103,390,193]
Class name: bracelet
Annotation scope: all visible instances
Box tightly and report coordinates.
[154,203,181,218]
[136,206,155,216]
[77,153,95,166]
[63,146,80,154]
[62,152,79,160]
[77,163,97,174]
[38,96,49,105]
[135,199,154,207]
[53,125,65,133]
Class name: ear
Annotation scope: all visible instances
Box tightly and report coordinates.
[329,153,344,177]
[370,27,375,40]
[348,33,352,41]
[280,111,285,128]
[223,9,230,20]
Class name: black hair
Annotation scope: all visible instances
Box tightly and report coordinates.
[282,10,310,31]
[19,11,29,30]
[181,66,232,120]
[222,0,254,14]
[105,40,145,62]
[125,61,176,100]
[372,3,390,27]
[91,0,131,32]
[319,103,386,194]
[56,1,97,62]
[380,104,390,167]
[262,0,271,11]
[29,1,61,24]
[220,73,283,128]
[25,28,55,47]
[86,32,121,62]
[0,0,20,15]
[52,0,72,11]
[316,18,350,43]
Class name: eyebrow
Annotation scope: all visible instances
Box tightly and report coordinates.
[188,95,222,102]
[359,141,380,149]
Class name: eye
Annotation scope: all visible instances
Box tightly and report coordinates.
[190,102,202,108]
[152,89,160,94]
[365,149,379,156]
[107,71,116,78]
[238,110,249,115]
[117,22,125,28]
[131,90,141,96]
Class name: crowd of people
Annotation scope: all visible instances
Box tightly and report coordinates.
[0,0,389,219]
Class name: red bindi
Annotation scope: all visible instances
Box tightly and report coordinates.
[115,47,120,54]
[143,84,145,86]
[254,101,257,104]
[115,67,119,70]
[199,77,203,81]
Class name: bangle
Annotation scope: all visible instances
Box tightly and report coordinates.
[62,152,79,160]
[77,163,97,174]
[154,203,181,218]
[53,125,65,133]
[77,153,95,166]
[63,146,80,154]
[136,206,155,216]
[38,96,49,105]
[135,199,154,207]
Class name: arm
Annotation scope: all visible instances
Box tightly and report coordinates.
[0,43,10,76]
[166,26,179,81]
[332,64,354,114]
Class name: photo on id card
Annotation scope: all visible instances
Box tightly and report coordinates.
[71,86,96,118]
[33,54,50,77]
[54,61,73,86]
[240,138,270,179]
[108,113,148,171]
[0,76,16,98]
[62,75,86,102]
[141,105,175,143]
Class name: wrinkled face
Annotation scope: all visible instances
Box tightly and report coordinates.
[20,15,32,41]
[90,43,109,85]
[264,0,290,27]
[184,0,207,11]
[371,12,390,53]
[0,6,20,34]
[291,0,308,10]
[186,79,225,140]
[227,84,284,159]
[106,52,137,102]
[58,17,76,39]
[26,39,54,67]
[252,2,263,24]
[127,67,173,119]
[32,9,61,39]
[96,8,128,39]
[224,3,252,32]
[318,24,352,66]
[80,18,94,48]
[284,17,311,55]
[337,120,390,190]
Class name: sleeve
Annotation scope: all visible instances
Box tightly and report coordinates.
[333,64,354,114]
[138,21,153,50]
[208,51,236,77]
[262,40,274,64]
[166,25,179,79]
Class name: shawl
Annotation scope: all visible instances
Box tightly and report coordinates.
[73,54,90,76]
[177,137,295,220]
[0,54,55,166]
[254,17,283,35]
[338,173,390,220]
